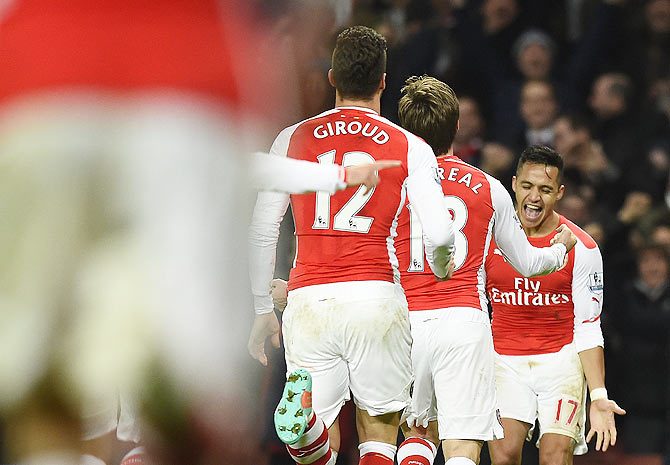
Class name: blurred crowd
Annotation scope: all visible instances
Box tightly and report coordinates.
[260,0,670,463]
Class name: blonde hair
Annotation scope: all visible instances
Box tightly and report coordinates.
[398,75,459,156]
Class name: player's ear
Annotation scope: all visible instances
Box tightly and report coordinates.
[512,176,517,193]
[328,69,336,88]
[379,73,386,92]
[556,184,565,200]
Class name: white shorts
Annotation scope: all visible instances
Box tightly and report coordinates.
[81,390,141,443]
[494,342,587,455]
[403,308,504,441]
[283,280,412,428]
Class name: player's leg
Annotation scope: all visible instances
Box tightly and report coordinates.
[398,422,439,465]
[397,310,440,465]
[345,282,413,465]
[278,284,354,464]
[537,433,575,465]
[488,351,538,465]
[356,408,401,463]
[432,308,503,465]
[487,419,531,465]
[441,440,483,465]
[534,343,587,465]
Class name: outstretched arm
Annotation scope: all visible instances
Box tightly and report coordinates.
[579,347,626,451]
[250,152,401,194]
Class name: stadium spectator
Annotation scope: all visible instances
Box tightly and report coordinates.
[453,95,486,166]
[514,80,559,153]
[607,244,670,458]
[587,72,640,176]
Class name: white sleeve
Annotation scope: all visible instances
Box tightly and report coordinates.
[248,129,292,314]
[250,152,346,194]
[490,178,567,276]
[572,242,605,352]
[406,140,454,278]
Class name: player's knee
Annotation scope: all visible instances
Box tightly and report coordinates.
[489,441,522,465]
[538,444,571,465]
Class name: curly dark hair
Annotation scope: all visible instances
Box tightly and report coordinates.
[331,26,387,99]
[517,145,564,185]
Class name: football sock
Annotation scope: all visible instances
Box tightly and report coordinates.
[286,412,333,465]
[445,458,476,465]
[358,441,396,464]
[120,447,146,465]
[397,436,437,465]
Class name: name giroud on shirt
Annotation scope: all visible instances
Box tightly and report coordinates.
[489,277,570,307]
[313,120,389,145]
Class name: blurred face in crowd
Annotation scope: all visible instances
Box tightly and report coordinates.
[481,0,519,34]
[646,0,670,34]
[521,81,557,130]
[652,225,670,246]
[454,97,483,145]
[517,43,552,80]
[588,75,623,119]
[638,247,669,289]
[557,193,590,226]
[553,117,588,156]
[513,162,564,233]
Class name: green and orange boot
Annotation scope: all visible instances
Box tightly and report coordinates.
[274,369,313,445]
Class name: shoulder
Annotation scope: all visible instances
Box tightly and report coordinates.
[560,216,598,250]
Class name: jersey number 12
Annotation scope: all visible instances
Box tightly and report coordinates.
[312,149,376,233]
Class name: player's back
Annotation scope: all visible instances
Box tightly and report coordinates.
[277,107,417,291]
[396,155,495,311]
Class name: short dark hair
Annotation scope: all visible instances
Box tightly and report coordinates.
[398,75,459,155]
[517,145,564,185]
[331,26,387,99]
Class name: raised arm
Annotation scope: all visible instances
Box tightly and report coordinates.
[491,178,574,276]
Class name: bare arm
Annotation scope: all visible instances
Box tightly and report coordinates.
[579,346,626,452]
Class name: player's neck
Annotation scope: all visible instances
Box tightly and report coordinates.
[335,94,381,114]
[522,210,560,238]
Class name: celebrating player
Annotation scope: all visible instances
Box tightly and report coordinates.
[485,146,625,465]
[393,76,578,465]
[248,27,455,465]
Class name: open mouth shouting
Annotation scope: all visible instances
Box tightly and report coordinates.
[523,203,543,223]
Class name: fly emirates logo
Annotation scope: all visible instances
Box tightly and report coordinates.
[489,277,570,307]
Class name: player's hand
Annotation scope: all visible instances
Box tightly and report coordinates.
[586,398,626,452]
[271,278,288,312]
[550,224,577,253]
[436,254,456,281]
[345,160,402,195]
[247,312,281,366]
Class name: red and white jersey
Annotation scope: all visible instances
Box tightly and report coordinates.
[486,215,605,356]
[249,107,454,313]
[0,1,277,117]
[396,155,568,312]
